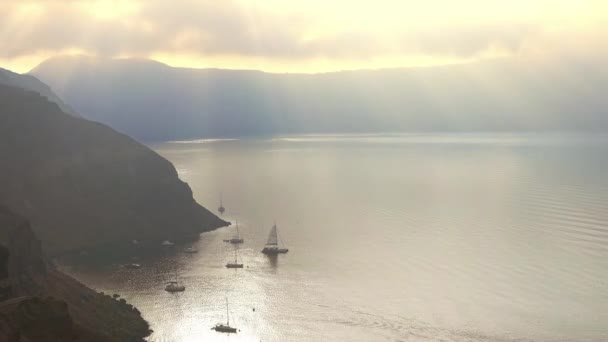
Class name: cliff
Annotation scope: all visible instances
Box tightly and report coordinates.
[0,206,150,341]
[0,83,228,254]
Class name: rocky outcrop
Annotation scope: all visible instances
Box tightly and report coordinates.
[0,206,150,341]
[0,296,81,342]
[0,83,228,255]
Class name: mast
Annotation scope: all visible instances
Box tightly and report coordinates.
[226,297,230,325]
[277,228,287,248]
[218,193,225,214]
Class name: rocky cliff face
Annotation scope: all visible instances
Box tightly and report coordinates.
[0,84,227,254]
[0,297,89,342]
[0,206,150,341]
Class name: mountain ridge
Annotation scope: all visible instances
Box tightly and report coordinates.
[0,67,77,116]
[30,55,608,142]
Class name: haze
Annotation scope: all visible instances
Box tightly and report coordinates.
[2,0,607,73]
[2,1,608,341]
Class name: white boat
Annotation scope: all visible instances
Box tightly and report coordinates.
[165,281,185,292]
[165,270,185,292]
[123,263,141,269]
[212,298,237,333]
[184,246,198,253]
[223,220,244,244]
[161,240,174,246]
[261,223,289,255]
[226,246,244,268]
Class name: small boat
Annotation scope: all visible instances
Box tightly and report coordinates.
[123,263,141,269]
[212,298,238,333]
[165,270,185,292]
[261,223,289,255]
[161,240,174,246]
[184,246,198,253]
[218,194,225,215]
[226,246,244,268]
[165,281,185,292]
[223,220,244,244]
[212,323,237,333]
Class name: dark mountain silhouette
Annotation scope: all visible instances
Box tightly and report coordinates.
[31,55,608,142]
[0,83,227,254]
[0,67,77,116]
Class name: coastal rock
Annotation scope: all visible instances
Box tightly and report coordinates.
[0,83,228,255]
[0,206,150,341]
[0,296,76,342]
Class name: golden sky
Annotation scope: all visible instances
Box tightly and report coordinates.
[1,0,607,73]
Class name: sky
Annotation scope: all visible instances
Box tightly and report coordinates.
[1,0,607,73]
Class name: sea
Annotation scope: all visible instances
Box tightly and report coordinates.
[58,133,608,342]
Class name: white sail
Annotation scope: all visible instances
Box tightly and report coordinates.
[266,225,278,246]
[233,221,240,239]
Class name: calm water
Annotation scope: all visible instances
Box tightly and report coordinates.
[60,133,608,341]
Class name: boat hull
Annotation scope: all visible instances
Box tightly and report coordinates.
[165,286,185,292]
[226,263,244,268]
[213,325,237,333]
[261,248,289,255]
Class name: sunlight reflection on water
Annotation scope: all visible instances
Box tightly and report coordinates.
[60,133,608,342]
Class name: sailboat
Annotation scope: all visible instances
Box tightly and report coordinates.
[261,223,289,255]
[165,269,185,292]
[223,220,244,244]
[212,298,237,333]
[226,246,244,268]
[218,194,225,215]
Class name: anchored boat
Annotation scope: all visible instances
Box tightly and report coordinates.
[184,246,198,253]
[212,298,238,333]
[223,220,244,244]
[226,246,244,268]
[165,269,185,292]
[218,194,225,215]
[261,223,289,255]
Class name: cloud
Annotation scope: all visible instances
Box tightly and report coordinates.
[0,0,308,58]
[302,23,539,59]
[0,0,549,62]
